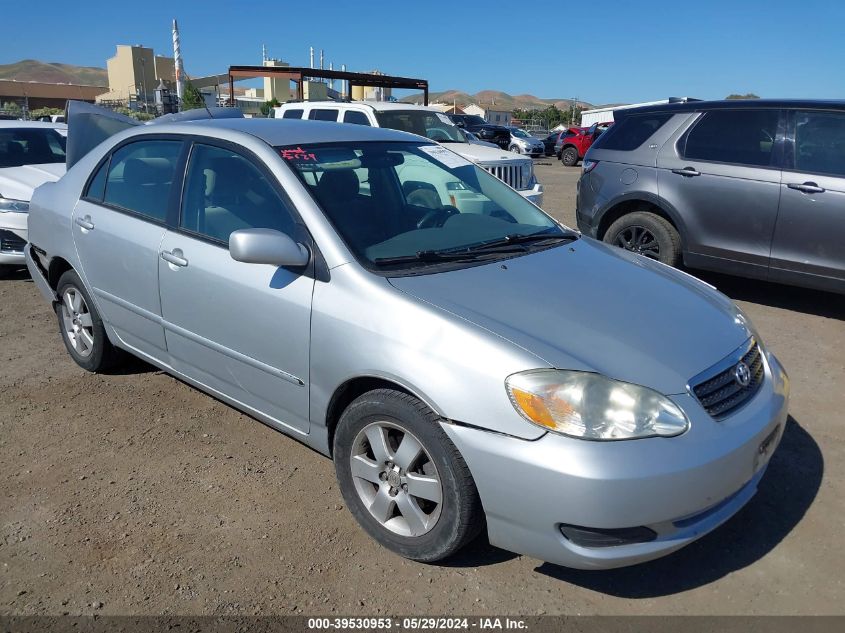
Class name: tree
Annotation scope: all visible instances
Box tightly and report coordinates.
[1,101,22,117]
[725,93,760,100]
[260,97,281,117]
[181,82,206,110]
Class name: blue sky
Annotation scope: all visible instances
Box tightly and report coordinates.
[4,0,843,105]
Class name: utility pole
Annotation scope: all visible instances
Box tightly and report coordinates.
[571,97,577,125]
[140,58,148,111]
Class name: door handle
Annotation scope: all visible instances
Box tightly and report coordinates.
[74,215,94,230]
[787,182,825,194]
[160,250,188,267]
[672,167,701,177]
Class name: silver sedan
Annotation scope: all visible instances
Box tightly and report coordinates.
[26,107,789,569]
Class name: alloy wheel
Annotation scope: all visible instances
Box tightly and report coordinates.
[614,225,660,259]
[60,286,95,357]
[350,421,443,537]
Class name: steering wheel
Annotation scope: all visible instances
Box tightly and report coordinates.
[416,206,458,229]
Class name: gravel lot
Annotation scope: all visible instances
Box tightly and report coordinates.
[1,160,843,616]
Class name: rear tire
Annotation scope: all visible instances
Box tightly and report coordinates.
[55,270,124,372]
[603,211,681,267]
[561,146,579,166]
[334,389,483,562]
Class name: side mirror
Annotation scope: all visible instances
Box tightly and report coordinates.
[229,228,310,267]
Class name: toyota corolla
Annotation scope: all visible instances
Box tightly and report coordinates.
[25,103,789,569]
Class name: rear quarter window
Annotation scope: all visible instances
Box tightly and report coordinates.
[592,113,673,151]
[309,109,339,122]
[282,108,304,119]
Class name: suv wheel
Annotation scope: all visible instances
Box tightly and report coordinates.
[561,147,579,167]
[334,389,483,562]
[55,270,124,372]
[604,211,681,266]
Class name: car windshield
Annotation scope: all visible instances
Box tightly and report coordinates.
[0,127,66,168]
[374,110,466,143]
[464,115,487,126]
[281,141,574,272]
[511,129,531,139]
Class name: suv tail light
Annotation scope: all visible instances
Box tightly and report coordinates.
[582,159,599,174]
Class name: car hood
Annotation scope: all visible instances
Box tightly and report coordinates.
[0,163,66,201]
[514,136,543,146]
[442,142,526,164]
[388,239,751,395]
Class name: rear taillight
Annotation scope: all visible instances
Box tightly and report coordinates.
[582,159,599,174]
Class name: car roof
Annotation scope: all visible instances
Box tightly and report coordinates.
[279,100,435,113]
[0,120,67,130]
[144,117,427,145]
[621,98,845,117]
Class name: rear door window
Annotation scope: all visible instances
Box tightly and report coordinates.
[309,109,339,122]
[592,113,673,151]
[102,140,182,222]
[793,111,845,177]
[343,110,371,126]
[681,109,779,167]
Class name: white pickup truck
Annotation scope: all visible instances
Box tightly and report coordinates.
[273,101,543,207]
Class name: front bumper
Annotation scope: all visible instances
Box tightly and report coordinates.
[0,211,28,265]
[518,183,544,207]
[441,352,789,570]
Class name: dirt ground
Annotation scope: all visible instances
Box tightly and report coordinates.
[1,161,843,616]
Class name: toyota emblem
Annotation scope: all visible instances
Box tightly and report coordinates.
[734,361,752,387]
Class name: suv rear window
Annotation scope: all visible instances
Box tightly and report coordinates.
[681,109,779,167]
[592,113,672,151]
[309,109,338,122]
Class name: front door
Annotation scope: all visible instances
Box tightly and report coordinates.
[657,108,783,279]
[157,142,314,434]
[72,138,184,360]
[769,110,845,293]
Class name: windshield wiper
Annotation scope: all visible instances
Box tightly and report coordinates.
[464,231,578,253]
[373,248,521,266]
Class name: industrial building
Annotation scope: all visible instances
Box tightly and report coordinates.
[0,80,107,111]
[95,44,176,105]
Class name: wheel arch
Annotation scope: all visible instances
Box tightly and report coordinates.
[47,256,74,291]
[324,375,445,457]
[596,194,688,247]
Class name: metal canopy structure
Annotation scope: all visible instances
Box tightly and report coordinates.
[227,65,428,105]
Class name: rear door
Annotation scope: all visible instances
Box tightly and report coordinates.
[157,140,314,435]
[769,109,845,292]
[72,137,185,360]
[657,108,783,279]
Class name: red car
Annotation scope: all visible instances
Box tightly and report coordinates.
[555,122,612,166]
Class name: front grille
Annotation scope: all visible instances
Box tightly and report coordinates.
[0,229,26,254]
[691,339,764,419]
[482,163,526,190]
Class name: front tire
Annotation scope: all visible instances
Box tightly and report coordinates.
[509,144,521,154]
[561,146,579,166]
[603,211,681,266]
[55,270,123,372]
[334,389,483,562]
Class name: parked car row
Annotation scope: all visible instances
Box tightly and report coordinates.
[577,99,845,295]
[19,102,789,571]
[272,102,543,207]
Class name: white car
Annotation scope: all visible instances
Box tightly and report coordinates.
[273,101,543,207]
[508,127,545,157]
[0,121,67,269]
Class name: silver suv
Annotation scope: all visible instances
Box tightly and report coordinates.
[576,100,845,294]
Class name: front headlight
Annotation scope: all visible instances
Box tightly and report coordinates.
[505,370,689,440]
[0,197,30,213]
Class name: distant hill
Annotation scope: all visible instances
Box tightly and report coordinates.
[401,89,594,111]
[0,59,107,86]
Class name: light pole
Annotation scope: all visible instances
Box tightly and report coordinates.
[140,58,148,111]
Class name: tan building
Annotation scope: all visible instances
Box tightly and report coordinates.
[96,45,176,104]
[263,59,292,103]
